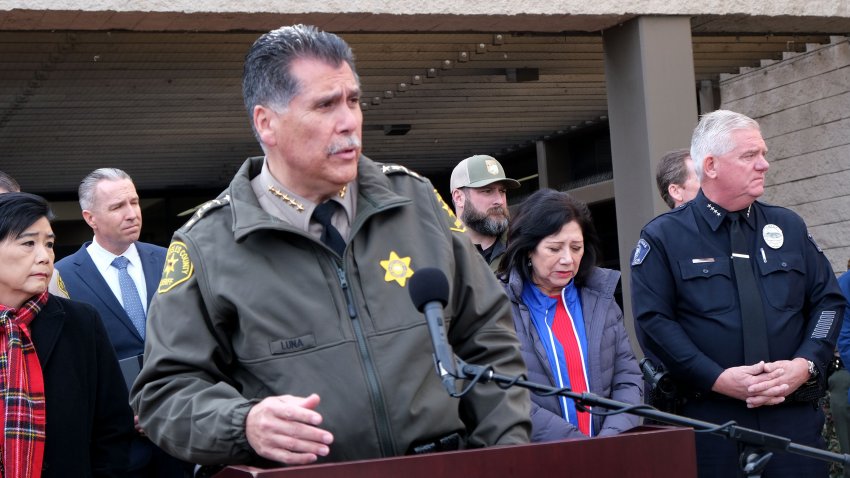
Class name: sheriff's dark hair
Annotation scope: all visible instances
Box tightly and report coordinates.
[242,24,358,141]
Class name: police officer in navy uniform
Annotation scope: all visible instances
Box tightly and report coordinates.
[631,110,845,477]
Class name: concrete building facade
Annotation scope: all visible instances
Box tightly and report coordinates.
[721,37,850,274]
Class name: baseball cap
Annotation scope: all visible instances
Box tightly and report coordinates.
[450,155,521,192]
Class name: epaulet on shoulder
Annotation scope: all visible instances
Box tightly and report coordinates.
[644,203,684,226]
[754,199,780,210]
[380,163,426,181]
[754,200,804,224]
[182,194,231,231]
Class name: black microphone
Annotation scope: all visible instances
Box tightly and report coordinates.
[409,267,458,395]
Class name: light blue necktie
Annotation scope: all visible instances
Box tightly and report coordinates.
[111,256,146,339]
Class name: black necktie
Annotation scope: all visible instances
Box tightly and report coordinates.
[728,211,770,364]
[312,201,346,256]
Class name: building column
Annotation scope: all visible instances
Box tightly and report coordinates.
[603,16,698,353]
[536,139,572,190]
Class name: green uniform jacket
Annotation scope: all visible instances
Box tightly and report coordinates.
[131,156,531,466]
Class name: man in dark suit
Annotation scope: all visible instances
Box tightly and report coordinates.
[53,168,184,478]
[655,148,700,209]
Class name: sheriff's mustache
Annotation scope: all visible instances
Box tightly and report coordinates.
[327,136,361,155]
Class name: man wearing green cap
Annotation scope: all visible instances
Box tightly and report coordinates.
[450,155,520,272]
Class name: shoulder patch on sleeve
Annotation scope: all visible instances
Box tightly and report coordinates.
[631,238,651,266]
[433,188,466,233]
[50,271,69,299]
[158,241,194,294]
[381,163,425,180]
[182,194,231,231]
[807,232,823,253]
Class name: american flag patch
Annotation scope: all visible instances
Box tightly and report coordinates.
[811,311,836,339]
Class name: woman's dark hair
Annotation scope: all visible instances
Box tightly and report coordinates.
[0,192,54,242]
[497,188,601,288]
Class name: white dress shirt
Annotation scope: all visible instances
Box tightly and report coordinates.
[86,239,148,315]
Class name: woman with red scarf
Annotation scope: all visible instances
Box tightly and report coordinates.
[0,192,134,477]
[497,189,643,441]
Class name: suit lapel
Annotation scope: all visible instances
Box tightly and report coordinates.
[71,248,128,319]
[71,248,142,340]
[138,244,162,305]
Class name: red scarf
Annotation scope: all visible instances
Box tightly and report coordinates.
[0,291,48,478]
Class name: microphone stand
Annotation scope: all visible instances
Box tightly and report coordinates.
[451,358,850,477]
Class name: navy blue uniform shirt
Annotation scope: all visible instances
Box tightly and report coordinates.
[630,190,844,393]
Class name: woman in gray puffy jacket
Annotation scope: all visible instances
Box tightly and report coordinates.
[497,188,643,442]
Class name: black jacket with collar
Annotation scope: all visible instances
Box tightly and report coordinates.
[33,295,135,477]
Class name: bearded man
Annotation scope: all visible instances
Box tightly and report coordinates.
[450,155,520,271]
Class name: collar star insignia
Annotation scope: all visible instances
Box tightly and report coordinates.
[268,185,305,212]
[380,251,414,287]
[706,203,721,217]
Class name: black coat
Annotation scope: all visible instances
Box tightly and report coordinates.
[30,295,135,477]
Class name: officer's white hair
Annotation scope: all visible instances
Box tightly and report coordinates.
[690,110,760,181]
[78,168,133,211]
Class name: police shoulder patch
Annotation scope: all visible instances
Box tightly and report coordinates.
[631,238,651,266]
[52,271,70,299]
[433,188,466,233]
[158,241,194,294]
[182,195,231,231]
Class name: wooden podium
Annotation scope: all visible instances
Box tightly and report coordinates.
[214,425,696,477]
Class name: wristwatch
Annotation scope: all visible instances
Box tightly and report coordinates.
[807,360,819,380]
